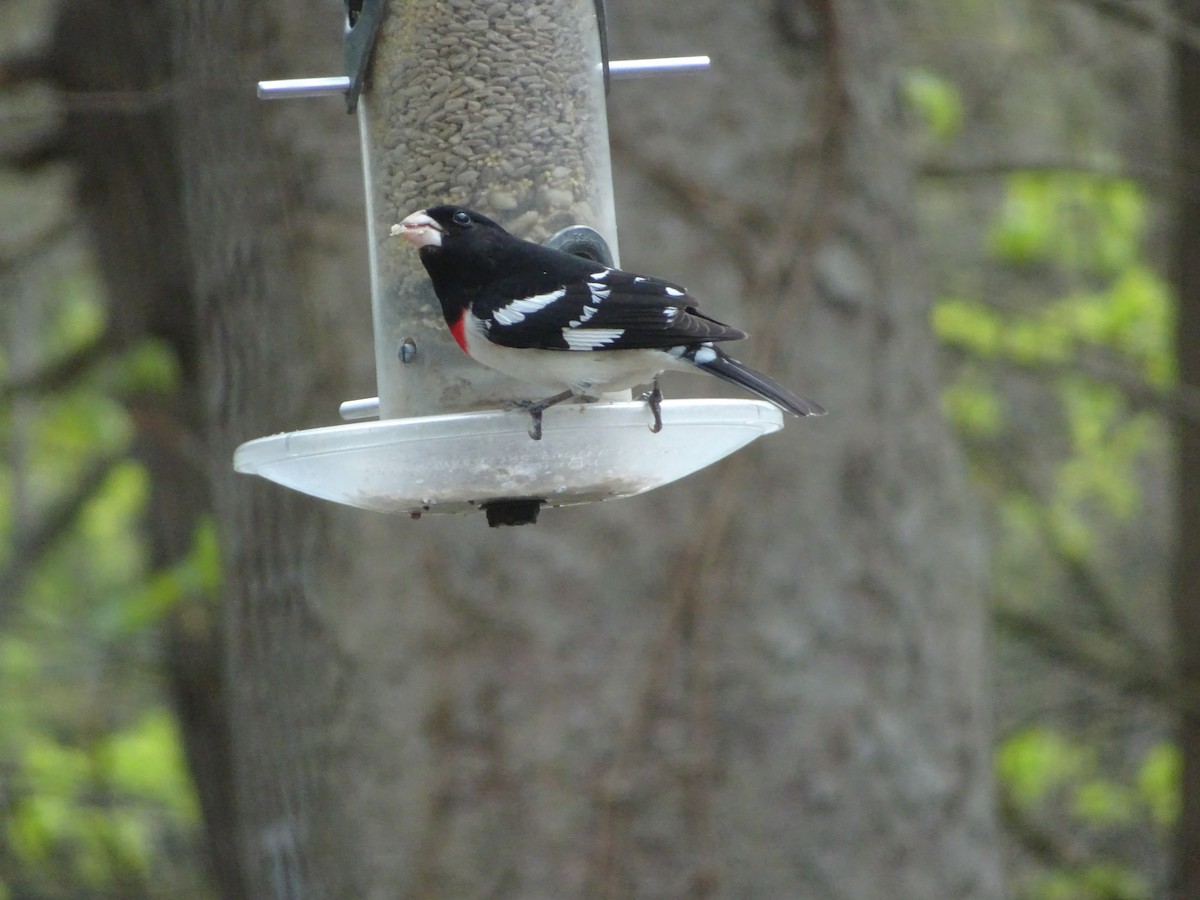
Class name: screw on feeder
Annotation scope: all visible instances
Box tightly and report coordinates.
[398,337,417,364]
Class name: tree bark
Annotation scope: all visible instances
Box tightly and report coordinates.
[1172,1,1200,896]
[166,0,1004,897]
[49,1,243,895]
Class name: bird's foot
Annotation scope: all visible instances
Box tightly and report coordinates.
[502,399,546,440]
[503,390,575,441]
[639,380,664,433]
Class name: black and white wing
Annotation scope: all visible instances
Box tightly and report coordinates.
[478,266,746,352]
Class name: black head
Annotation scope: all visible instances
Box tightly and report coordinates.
[394,205,526,313]
[394,205,509,254]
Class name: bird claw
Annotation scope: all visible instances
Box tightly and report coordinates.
[503,391,574,441]
[500,400,544,440]
[642,380,664,434]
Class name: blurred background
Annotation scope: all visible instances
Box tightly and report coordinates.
[0,0,1194,897]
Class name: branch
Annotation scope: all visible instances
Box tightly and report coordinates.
[0,215,74,275]
[1,128,67,172]
[0,329,121,402]
[608,134,766,280]
[994,604,1171,701]
[920,157,1172,188]
[997,788,1091,870]
[945,344,1200,426]
[976,432,1171,689]
[1058,0,1200,54]
[0,48,50,90]
[1055,523,1168,671]
[0,453,124,621]
[59,84,176,115]
[1075,353,1200,424]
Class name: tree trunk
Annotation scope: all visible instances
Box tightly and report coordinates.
[1172,1,1200,896]
[49,1,243,894]
[167,0,1004,896]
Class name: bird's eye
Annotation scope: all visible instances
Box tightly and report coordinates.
[452,211,471,226]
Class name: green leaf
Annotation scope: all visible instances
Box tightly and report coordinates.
[100,517,221,637]
[112,337,180,395]
[903,68,964,141]
[21,733,92,797]
[96,711,199,822]
[932,296,1003,357]
[989,173,1055,264]
[988,172,1146,275]
[188,517,222,594]
[1046,504,1094,561]
[1032,864,1148,900]
[997,727,1093,810]
[1104,266,1174,385]
[80,461,150,594]
[1072,778,1136,825]
[1053,377,1151,522]
[47,271,106,356]
[942,377,1005,436]
[1001,314,1073,365]
[1136,742,1180,827]
[7,793,70,866]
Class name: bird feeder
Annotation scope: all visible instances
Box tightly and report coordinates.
[235,0,793,525]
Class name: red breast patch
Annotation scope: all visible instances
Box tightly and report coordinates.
[449,314,469,353]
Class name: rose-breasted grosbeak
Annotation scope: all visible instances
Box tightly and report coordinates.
[394,204,825,439]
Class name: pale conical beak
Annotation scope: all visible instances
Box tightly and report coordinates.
[391,211,444,248]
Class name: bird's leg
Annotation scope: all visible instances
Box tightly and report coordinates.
[643,377,664,433]
[504,389,575,440]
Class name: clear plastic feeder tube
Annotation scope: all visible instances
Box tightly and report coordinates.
[359,0,619,419]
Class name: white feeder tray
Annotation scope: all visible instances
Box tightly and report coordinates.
[233,398,783,518]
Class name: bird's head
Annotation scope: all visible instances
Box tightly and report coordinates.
[393,205,516,303]
[392,205,505,253]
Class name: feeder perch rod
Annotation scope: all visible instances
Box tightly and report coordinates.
[608,56,711,79]
[256,56,711,100]
[339,397,382,421]
[257,76,352,99]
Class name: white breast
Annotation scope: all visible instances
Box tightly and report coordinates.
[461,311,688,396]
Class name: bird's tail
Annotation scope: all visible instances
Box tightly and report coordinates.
[685,344,826,417]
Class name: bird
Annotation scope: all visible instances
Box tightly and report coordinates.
[393,204,825,440]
